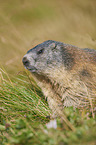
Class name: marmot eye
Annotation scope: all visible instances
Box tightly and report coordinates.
[37,48,44,55]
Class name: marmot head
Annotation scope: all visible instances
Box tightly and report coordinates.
[22,40,64,75]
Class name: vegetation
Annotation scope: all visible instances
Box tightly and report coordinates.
[0,0,96,144]
[0,69,96,145]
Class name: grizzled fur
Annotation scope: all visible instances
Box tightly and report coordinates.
[22,40,96,116]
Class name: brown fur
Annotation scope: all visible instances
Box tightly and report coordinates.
[22,40,96,116]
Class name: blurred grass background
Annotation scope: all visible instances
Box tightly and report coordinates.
[0,0,96,74]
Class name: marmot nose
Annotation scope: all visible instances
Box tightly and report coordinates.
[22,57,30,66]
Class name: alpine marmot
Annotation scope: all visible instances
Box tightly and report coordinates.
[22,40,96,115]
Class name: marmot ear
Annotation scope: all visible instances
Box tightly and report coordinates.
[48,43,56,50]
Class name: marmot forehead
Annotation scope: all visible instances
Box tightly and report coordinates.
[27,40,63,54]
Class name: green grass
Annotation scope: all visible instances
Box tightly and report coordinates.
[0,69,96,145]
[0,0,96,144]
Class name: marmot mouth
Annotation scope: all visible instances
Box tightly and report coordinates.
[26,66,37,72]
